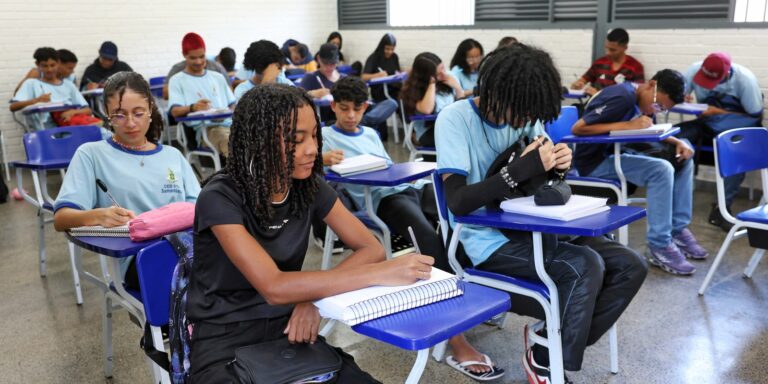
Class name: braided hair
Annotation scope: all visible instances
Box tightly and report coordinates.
[209,84,322,225]
[102,71,164,142]
[476,44,562,127]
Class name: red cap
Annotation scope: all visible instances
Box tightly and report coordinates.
[693,52,731,90]
[182,33,206,55]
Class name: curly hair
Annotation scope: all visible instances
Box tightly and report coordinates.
[652,69,685,104]
[476,44,562,127]
[208,84,323,225]
[243,40,284,74]
[400,52,452,117]
[102,71,164,142]
[331,76,368,105]
[33,47,58,63]
[449,38,484,75]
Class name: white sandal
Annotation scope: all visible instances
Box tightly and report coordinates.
[445,354,505,381]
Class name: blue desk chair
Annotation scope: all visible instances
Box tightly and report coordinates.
[403,114,437,162]
[699,127,768,295]
[11,126,103,304]
[431,173,626,384]
[149,76,165,99]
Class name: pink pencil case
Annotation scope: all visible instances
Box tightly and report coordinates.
[128,202,195,241]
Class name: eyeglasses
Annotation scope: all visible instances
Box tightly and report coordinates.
[466,55,483,64]
[651,84,668,114]
[109,111,149,126]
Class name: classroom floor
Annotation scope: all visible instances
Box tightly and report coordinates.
[1,137,767,384]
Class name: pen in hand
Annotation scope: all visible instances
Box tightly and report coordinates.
[96,178,122,208]
[407,226,421,255]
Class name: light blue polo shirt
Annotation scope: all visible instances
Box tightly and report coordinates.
[450,65,478,92]
[322,125,426,211]
[54,138,200,274]
[168,70,236,130]
[233,73,296,101]
[413,90,456,140]
[684,62,763,116]
[12,78,88,129]
[435,98,545,266]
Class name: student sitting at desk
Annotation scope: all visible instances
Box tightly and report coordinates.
[281,39,318,73]
[10,47,100,129]
[571,28,644,96]
[187,84,432,383]
[169,32,236,158]
[214,47,237,80]
[327,31,363,75]
[572,69,708,275]
[234,40,295,101]
[677,52,764,232]
[14,48,78,94]
[450,38,484,96]
[401,52,463,149]
[362,33,401,103]
[52,72,199,292]
[321,76,505,381]
[436,44,647,384]
[81,41,133,91]
[163,33,230,100]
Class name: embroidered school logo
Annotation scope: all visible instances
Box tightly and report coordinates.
[595,106,606,115]
[615,73,626,84]
[167,168,177,183]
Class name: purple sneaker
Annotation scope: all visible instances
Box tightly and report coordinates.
[647,243,696,275]
[673,228,709,260]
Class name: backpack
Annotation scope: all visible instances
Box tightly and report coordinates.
[140,231,195,383]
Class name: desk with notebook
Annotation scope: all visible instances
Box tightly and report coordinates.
[665,103,707,123]
[81,88,107,118]
[20,102,80,131]
[563,89,587,101]
[325,162,436,258]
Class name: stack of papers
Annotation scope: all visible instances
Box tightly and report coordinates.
[609,123,674,136]
[500,195,609,221]
[330,154,388,176]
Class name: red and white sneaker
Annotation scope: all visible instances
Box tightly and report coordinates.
[522,348,552,384]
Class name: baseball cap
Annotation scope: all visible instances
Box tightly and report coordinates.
[693,52,732,90]
[99,41,118,61]
[317,43,339,65]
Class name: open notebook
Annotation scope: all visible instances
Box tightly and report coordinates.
[609,123,674,136]
[21,102,66,112]
[329,154,388,176]
[673,103,708,112]
[500,195,609,221]
[69,225,129,237]
[314,268,463,326]
[187,108,231,117]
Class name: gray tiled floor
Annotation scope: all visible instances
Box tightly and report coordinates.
[1,139,767,383]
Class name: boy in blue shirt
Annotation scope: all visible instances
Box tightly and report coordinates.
[572,69,708,275]
[14,48,78,94]
[322,76,504,381]
[678,52,764,231]
[233,40,295,100]
[169,32,236,157]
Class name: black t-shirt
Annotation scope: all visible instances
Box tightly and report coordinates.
[187,174,337,324]
[80,58,133,90]
[363,53,401,102]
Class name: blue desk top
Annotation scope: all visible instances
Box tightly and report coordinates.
[559,127,680,144]
[669,105,705,116]
[367,73,408,86]
[353,282,510,351]
[325,162,436,186]
[409,114,436,122]
[175,111,233,122]
[66,232,160,258]
[21,104,80,115]
[454,205,645,236]
[563,91,586,99]
[10,159,70,170]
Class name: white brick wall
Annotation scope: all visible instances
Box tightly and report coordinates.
[1,0,338,163]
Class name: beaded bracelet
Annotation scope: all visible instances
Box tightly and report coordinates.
[500,166,519,189]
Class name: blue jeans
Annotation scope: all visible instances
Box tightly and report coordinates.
[360,99,398,127]
[587,154,694,248]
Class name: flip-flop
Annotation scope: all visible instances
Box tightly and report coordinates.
[446,354,505,381]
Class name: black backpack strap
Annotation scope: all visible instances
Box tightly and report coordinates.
[140,322,170,372]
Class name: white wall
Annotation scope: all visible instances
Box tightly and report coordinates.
[1,0,338,162]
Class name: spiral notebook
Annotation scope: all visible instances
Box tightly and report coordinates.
[69,225,130,237]
[313,268,463,326]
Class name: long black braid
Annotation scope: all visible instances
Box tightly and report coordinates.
[205,84,323,226]
[476,44,562,127]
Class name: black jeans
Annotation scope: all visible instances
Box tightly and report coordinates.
[477,235,647,371]
[189,315,380,383]
[376,184,447,270]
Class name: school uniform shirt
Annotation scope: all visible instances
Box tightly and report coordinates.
[80,59,133,90]
[322,125,427,211]
[299,70,342,91]
[234,67,294,84]
[683,62,763,116]
[167,60,230,84]
[233,73,295,101]
[413,89,456,140]
[168,70,236,131]
[31,67,77,85]
[53,138,200,272]
[572,82,640,177]
[582,55,644,91]
[187,174,337,324]
[12,78,89,129]
[450,65,478,92]
[435,99,544,266]
[363,53,401,102]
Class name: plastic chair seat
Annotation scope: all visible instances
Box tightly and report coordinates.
[736,205,768,225]
[566,175,621,189]
[465,268,550,300]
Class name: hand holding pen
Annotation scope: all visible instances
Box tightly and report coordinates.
[95,178,135,227]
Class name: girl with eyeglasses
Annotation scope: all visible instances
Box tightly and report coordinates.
[53,71,200,291]
[449,39,484,97]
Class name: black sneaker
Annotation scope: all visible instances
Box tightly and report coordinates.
[708,203,734,232]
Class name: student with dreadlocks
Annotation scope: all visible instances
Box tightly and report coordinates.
[435,45,647,384]
[53,72,200,292]
[187,84,434,383]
